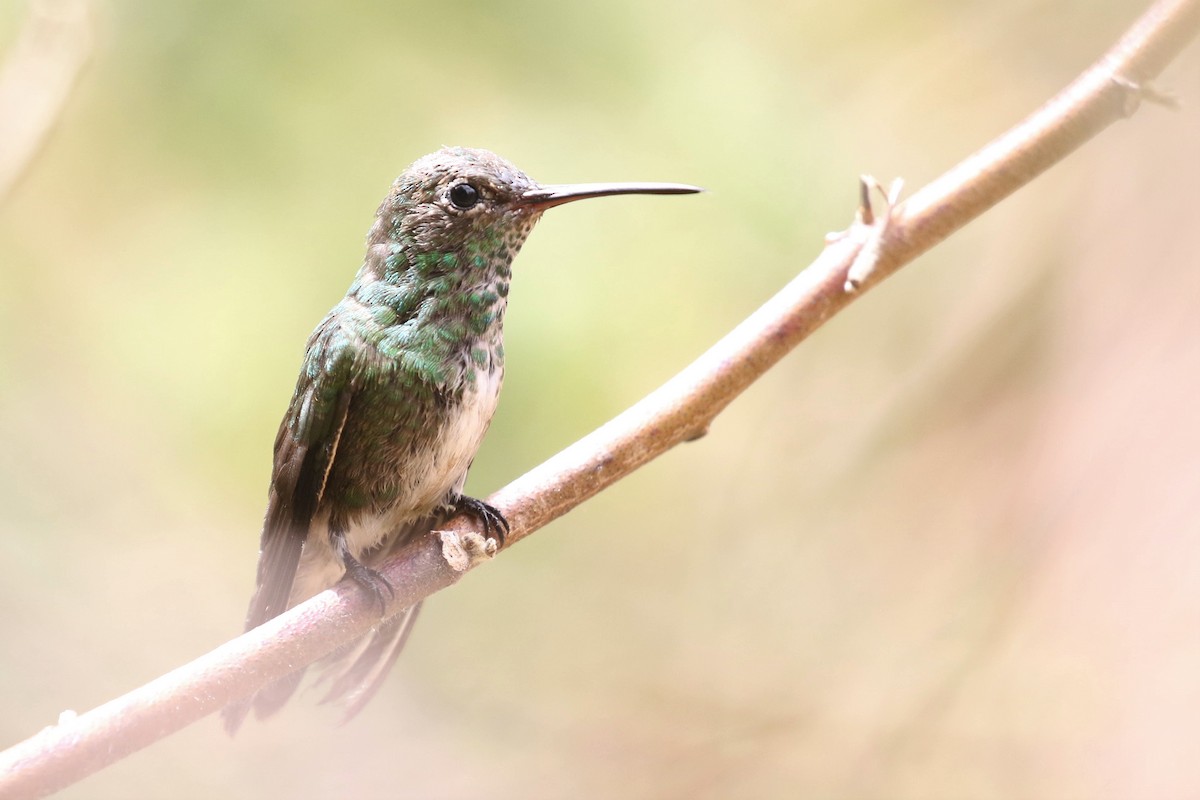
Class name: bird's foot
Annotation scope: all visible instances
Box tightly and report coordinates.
[343,560,395,614]
[447,494,510,548]
[331,529,395,613]
[331,527,396,618]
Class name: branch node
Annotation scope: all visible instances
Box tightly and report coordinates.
[683,416,713,442]
[1112,75,1181,115]
[844,176,905,293]
[438,528,498,572]
[858,174,876,226]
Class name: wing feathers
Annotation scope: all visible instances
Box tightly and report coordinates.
[224,330,355,734]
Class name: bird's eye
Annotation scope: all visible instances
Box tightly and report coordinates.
[448,182,480,209]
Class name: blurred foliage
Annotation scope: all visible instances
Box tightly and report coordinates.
[2,0,1199,798]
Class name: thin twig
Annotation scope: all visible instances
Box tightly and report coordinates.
[0,0,92,205]
[0,0,1197,797]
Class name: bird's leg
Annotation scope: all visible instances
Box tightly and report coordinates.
[330,526,394,613]
[446,494,510,547]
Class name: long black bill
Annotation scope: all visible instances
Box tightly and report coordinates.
[520,182,704,211]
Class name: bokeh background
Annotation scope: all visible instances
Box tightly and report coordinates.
[2,0,1199,797]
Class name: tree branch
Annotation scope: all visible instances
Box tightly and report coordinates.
[0,0,92,206]
[2,0,1197,797]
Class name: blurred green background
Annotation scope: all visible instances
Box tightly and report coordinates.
[2,0,1199,797]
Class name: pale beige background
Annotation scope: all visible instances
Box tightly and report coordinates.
[1,1,1198,797]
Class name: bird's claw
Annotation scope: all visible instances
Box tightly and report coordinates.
[448,495,510,547]
[343,561,395,614]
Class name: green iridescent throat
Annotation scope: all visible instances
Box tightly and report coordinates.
[341,223,520,390]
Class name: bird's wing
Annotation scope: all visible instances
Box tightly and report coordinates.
[223,324,355,736]
[242,321,355,633]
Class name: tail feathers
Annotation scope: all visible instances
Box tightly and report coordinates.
[223,605,422,735]
[222,698,252,736]
[223,516,435,735]
[319,603,423,722]
[222,667,308,736]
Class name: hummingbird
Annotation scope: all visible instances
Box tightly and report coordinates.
[223,146,700,733]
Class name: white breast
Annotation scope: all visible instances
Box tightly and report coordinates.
[409,363,504,510]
